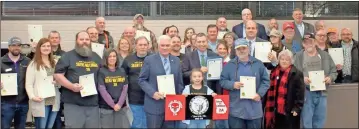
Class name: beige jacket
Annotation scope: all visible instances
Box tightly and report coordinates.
[25,61,61,117]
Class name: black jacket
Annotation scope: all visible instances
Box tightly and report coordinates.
[1,54,31,104]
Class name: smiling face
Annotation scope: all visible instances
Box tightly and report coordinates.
[245,21,258,39]
[207,27,218,41]
[167,27,178,38]
[107,51,117,67]
[171,36,182,52]
[136,38,149,55]
[216,17,227,31]
[186,29,194,39]
[40,42,52,56]
[119,39,130,52]
[292,10,303,24]
[191,71,203,85]
[196,36,208,52]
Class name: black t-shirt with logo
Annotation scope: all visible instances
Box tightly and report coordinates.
[190,85,208,95]
[55,49,102,106]
[98,67,128,109]
[121,53,150,105]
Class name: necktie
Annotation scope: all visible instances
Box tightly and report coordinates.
[164,58,170,75]
[248,41,252,56]
[201,55,206,67]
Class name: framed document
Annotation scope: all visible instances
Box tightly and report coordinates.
[217,31,227,39]
[79,73,98,97]
[207,58,223,80]
[328,48,344,65]
[240,76,256,99]
[186,95,213,120]
[308,70,326,91]
[255,42,272,63]
[28,25,43,43]
[91,43,105,58]
[157,74,176,97]
[38,76,56,98]
[135,30,151,43]
[180,45,186,54]
[1,73,18,96]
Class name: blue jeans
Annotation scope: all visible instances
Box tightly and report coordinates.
[228,116,262,129]
[1,102,29,129]
[188,120,206,128]
[301,89,327,128]
[34,105,58,129]
[215,120,229,129]
[129,104,147,128]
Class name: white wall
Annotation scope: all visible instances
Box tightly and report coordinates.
[1,20,358,51]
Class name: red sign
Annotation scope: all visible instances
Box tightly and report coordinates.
[165,95,186,121]
[212,95,229,120]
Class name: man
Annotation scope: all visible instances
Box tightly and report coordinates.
[170,36,186,62]
[338,28,358,83]
[122,27,136,48]
[293,33,337,128]
[207,24,219,52]
[232,8,268,40]
[292,8,315,42]
[182,33,220,92]
[54,31,102,128]
[122,36,151,128]
[165,25,179,38]
[230,20,268,59]
[267,18,279,34]
[315,20,326,32]
[133,14,157,52]
[282,22,303,53]
[138,35,184,128]
[220,38,270,128]
[48,30,66,129]
[315,29,329,51]
[216,17,230,32]
[95,17,114,49]
[327,27,341,48]
[1,37,31,129]
[87,26,99,44]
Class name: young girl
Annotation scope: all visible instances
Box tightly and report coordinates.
[182,69,217,128]
[98,49,130,128]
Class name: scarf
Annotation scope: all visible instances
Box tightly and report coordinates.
[265,65,292,129]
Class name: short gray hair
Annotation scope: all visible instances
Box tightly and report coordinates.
[278,49,294,64]
[157,35,171,45]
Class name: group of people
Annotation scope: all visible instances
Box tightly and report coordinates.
[1,7,358,129]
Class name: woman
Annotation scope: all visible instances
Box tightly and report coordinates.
[98,49,130,128]
[25,38,60,129]
[183,28,196,47]
[265,29,287,70]
[264,50,305,129]
[165,25,179,38]
[185,34,197,54]
[116,38,132,67]
[223,32,236,53]
[214,40,230,129]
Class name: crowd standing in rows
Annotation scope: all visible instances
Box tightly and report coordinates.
[1,7,358,129]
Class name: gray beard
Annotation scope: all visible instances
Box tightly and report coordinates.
[75,44,92,57]
[135,24,144,30]
[21,47,32,55]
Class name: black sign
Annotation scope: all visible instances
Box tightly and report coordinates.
[185,95,213,120]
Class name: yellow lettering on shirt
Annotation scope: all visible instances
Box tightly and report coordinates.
[75,61,99,71]
[130,61,144,68]
[113,83,118,86]
[104,76,126,86]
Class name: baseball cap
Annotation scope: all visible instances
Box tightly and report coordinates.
[234,39,249,49]
[282,22,295,31]
[327,27,337,34]
[303,32,315,41]
[8,37,22,46]
[269,29,282,38]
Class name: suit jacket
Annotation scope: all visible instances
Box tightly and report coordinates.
[138,53,184,115]
[182,50,220,93]
[230,37,268,59]
[232,22,268,40]
[293,21,315,42]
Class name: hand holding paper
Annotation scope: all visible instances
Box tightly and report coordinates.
[239,76,256,99]
[308,71,326,91]
[79,73,98,97]
[1,73,18,96]
[37,76,56,98]
[157,74,176,97]
[207,58,223,80]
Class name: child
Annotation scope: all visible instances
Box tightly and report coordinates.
[182,68,217,128]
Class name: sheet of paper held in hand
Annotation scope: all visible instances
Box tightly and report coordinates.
[91,43,105,58]
[28,25,43,43]
[217,31,227,39]
[207,58,223,80]
[157,74,176,97]
[240,76,256,99]
[135,30,151,43]
[255,42,272,63]
[38,76,56,98]
[308,70,326,91]
[1,73,18,96]
[328,48,344,65]
[79,73,98,97]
